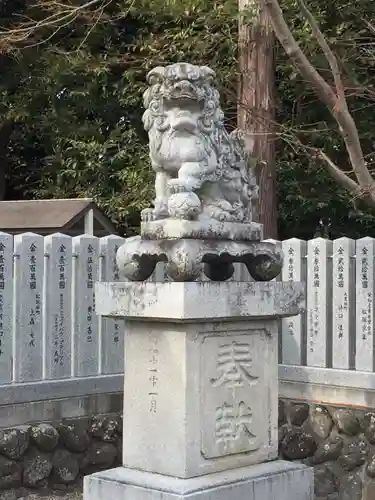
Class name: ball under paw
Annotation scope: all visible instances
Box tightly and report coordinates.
[167,192,201,220]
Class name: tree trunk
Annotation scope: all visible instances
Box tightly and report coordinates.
[238,0,278,239]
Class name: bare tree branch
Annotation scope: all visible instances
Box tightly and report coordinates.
[258,0,375,204]
[0,0,104,45]
[296,0,345,104]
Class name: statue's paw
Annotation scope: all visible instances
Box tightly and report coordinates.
[217,212,229,222]
[141,208,156,222]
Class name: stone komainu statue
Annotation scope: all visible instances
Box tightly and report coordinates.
[115,62,281,283]
[141,62,259,224]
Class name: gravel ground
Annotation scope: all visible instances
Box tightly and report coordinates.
[2,490,83,500]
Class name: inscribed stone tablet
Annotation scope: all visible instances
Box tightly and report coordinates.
[72,235,99,376]
[306,238,332,367]
[44,233,72,378]
[13,233,44,382]
[99,235,125,374]
[332,238,355,369]
[355,237,375,371]
[0,232,13,383]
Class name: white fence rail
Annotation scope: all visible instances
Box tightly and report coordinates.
[1,233,375,408]
[278,236,375,407]
[0,232,127,410]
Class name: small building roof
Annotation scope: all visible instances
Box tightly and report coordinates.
[0,198,117,235]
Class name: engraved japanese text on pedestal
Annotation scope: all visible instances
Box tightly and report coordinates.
[201,332,267,458]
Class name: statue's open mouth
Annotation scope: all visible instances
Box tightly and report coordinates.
[163,96,204,111]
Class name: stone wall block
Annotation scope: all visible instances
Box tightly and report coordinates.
[363,412,375,444]
[30,424,59,452]
[280,428,317,460]
[314,464,338,497]
[278,399,375,499]
[80,442,117,474]
[288,402,310,427]
[0,413,121,495]
[332,409,360,436]
[308,406,334,441]
[278,400,287,426]
[0,455,22,490]
[52,449,79,484]
[337,434,368,471]
[338,472,363,500]
[89,414,121,442]
[312,436,344,465]
[58,420,91,453]
[22,448,53,487]
[0,427,30,460]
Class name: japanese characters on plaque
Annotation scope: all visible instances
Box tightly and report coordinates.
[13,233,44,382]
[72,235,99,376]
[332,238,355,369]
[99,236,125,374]
[356,238,375,371]
[306,238,332,367]
[44,234,72,379]
[147,335,159,414]
[0,233,13,383]
[201,334,263,458]
[281,239,307,365]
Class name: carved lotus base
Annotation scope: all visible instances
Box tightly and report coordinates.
[116,236,282,282]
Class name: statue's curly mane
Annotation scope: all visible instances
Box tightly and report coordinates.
[142,64,250,189]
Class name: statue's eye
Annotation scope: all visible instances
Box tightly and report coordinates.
[150,101,160,113]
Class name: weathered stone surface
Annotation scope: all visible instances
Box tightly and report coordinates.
[314,464,337,497]
[308,406,333,440]
[121,319,279,478]
[22,449,52,487]
[141,220,263,242]
[312,436,343,465]
[0,455,22,490]
[82,442,117,470]
[89,415,120,443]
[363,412,375,444]
[338,472,362,500]
[0,427,30,460]
[58,421,90,453]
[366,453,375,478]
[116,237,283,282]
[52,449,79,483]
[0,413,121,494]
[84,461,314,500]
[30,424,59,452]
[337,434,368,471]
[95,281,305,321]
[280,429,317,460]
[289,402,309,426]
[332,409,360,436]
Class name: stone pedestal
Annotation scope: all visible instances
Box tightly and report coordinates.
[84,281,313,500]
[85,461,314,500]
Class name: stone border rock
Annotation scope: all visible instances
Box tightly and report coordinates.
[0,413,122,496]
[4,401,375,500]
[279,399,375,500]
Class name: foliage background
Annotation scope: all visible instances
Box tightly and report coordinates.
[1,0,375,237]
